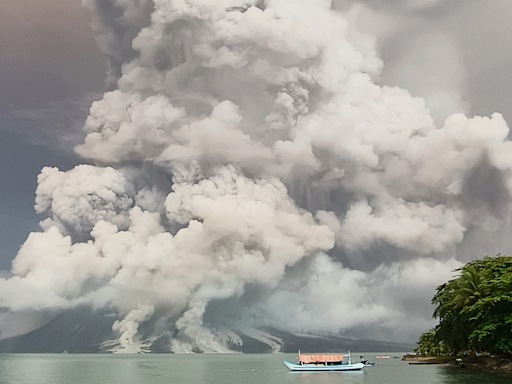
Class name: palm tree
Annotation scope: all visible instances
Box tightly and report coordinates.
[453,266,490,308]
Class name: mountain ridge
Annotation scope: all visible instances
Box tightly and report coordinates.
[0,307,414,353]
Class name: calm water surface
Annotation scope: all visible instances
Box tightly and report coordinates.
[0,353,510,384]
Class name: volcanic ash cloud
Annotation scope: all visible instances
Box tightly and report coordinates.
[1,0,512,352]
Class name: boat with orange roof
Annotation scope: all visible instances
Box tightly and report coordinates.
[283,351,364,371]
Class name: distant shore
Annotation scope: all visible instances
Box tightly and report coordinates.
[403,354,512,375]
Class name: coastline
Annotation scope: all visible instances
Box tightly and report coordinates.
[403,355,512,375]
[459,356,512,375]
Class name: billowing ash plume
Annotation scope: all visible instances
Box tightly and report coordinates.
[1,0,512,352]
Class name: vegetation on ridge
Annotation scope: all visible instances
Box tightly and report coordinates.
[416,255,512,356]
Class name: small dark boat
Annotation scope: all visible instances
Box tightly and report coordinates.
[359,356,375,366]
[409,361,449,365]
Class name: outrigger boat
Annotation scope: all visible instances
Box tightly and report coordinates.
[283,351,364,371]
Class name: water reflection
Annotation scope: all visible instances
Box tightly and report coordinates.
[292,371,365,384]
[436,366,511,384]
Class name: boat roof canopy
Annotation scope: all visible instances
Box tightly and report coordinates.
[298,354,344,363]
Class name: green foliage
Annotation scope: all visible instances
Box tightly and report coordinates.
[453,266,490,307]
[416,255,512,356]
[414,328,449,356]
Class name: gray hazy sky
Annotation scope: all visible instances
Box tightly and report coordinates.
[0,0,512,270]
[0,0,106,269]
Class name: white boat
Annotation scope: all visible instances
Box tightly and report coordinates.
[283,351,364,371]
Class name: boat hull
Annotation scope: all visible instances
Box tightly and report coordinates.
[283,360,364,371]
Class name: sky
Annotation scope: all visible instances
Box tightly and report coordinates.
[2,1,512,270]
[0,0,105,269]
[1,0,512,351]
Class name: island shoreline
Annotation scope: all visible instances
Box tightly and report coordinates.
[403,355,512,375]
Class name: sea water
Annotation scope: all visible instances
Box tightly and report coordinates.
[0,353,509,384]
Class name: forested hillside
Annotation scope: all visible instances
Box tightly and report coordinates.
[417,255,512,356]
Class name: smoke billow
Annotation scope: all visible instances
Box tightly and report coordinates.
[1,0,512,352]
